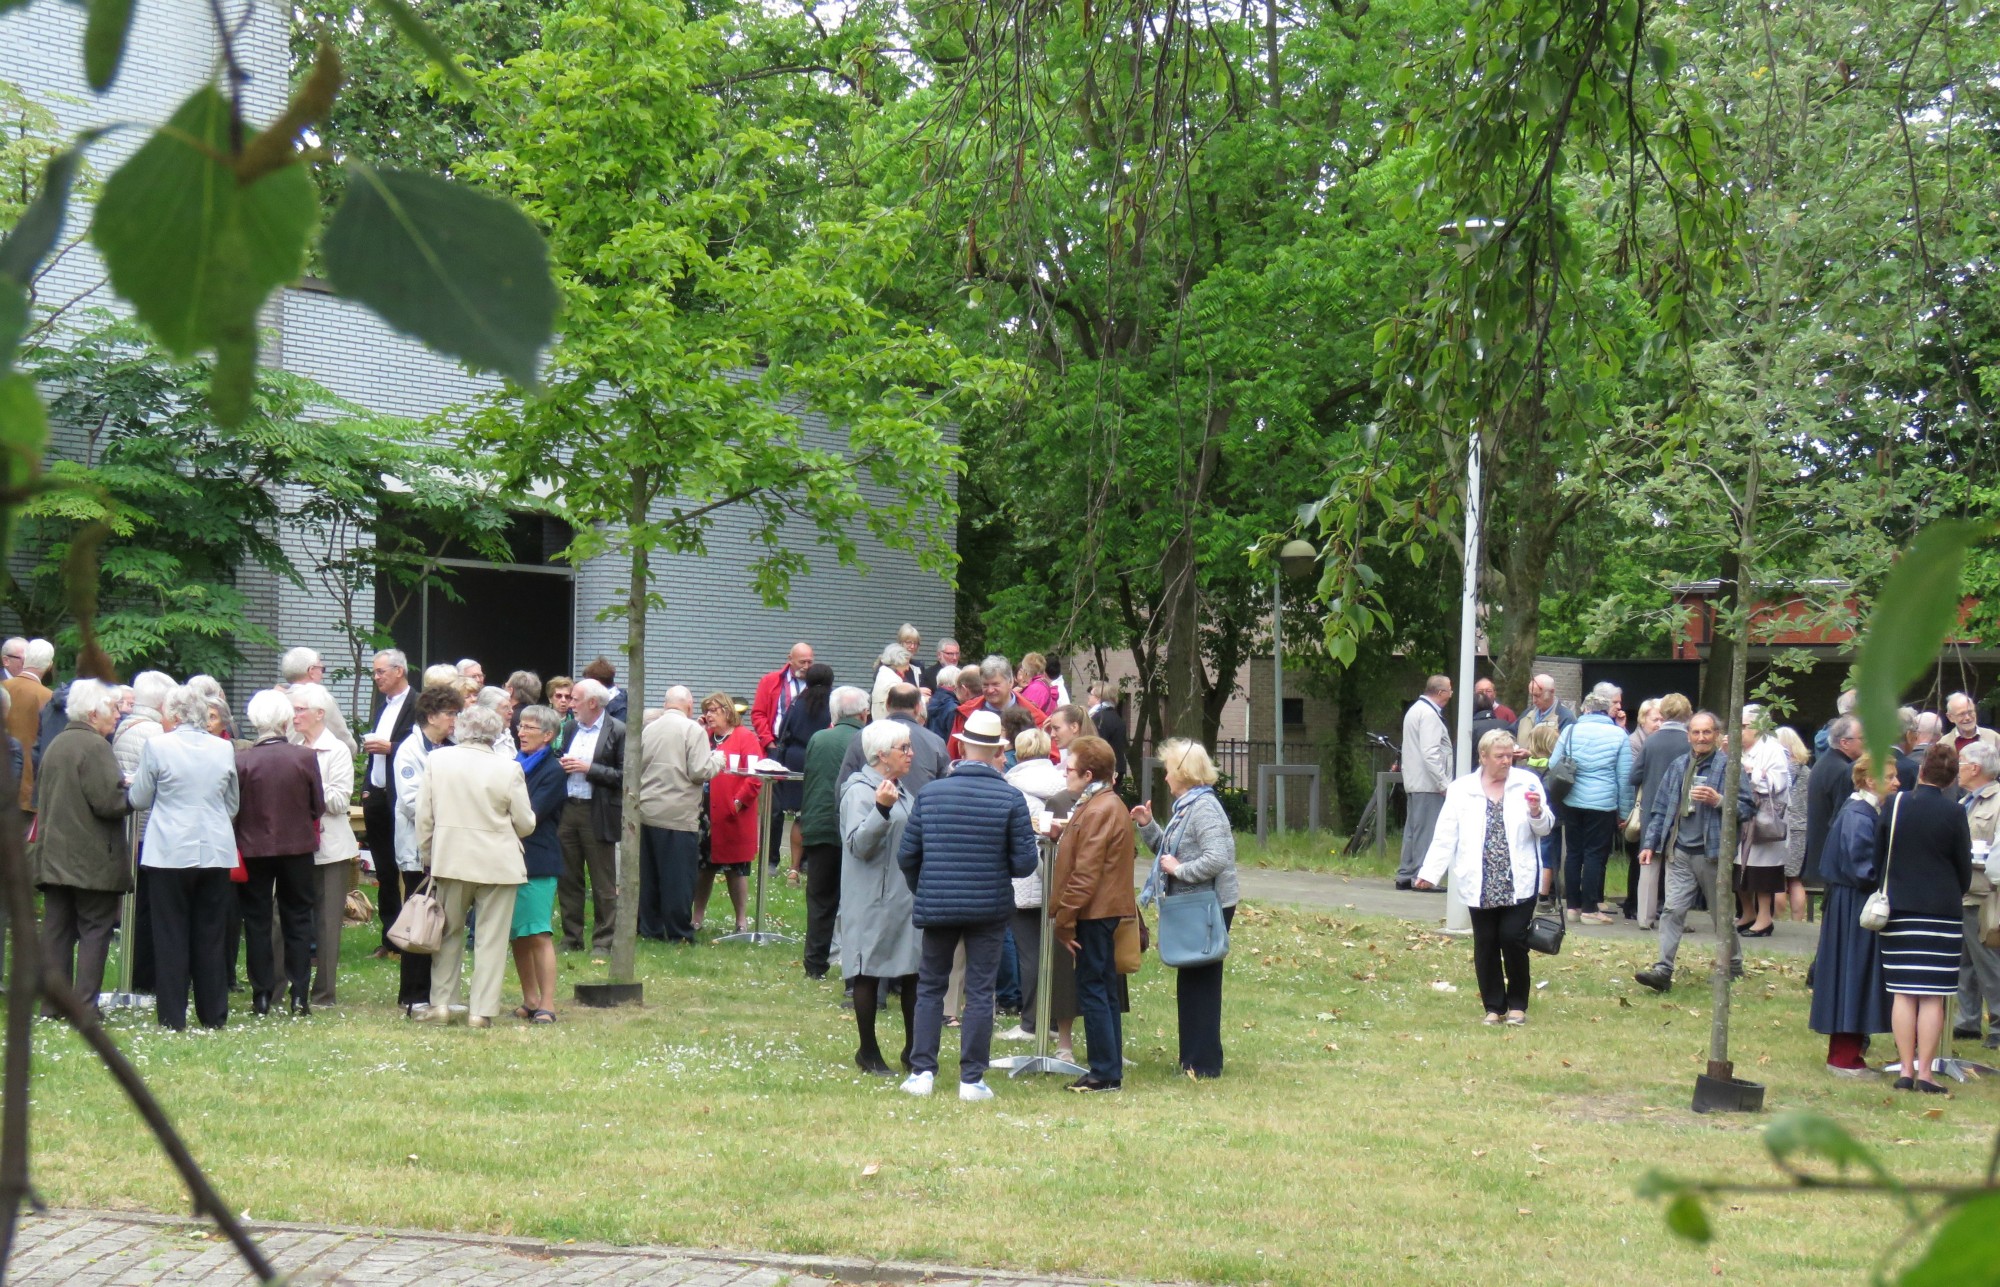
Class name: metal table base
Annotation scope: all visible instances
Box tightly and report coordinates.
[991,834,1084,1080]
[720,766,799,946]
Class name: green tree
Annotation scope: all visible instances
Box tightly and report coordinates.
[460,0,1018,990]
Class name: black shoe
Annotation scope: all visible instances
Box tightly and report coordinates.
[1915,1078,1950,1095]
[1394,879,1414,891]
[1984,1033,2000,1051]
[804,968,827,981]
[251,993,271,1017]
[1893,1076,1915,1090]
[1951,1025,1982,1042]
[1067,1075,1121,1093]
[1742,925,1774,938]
[1634,965,1673,993]
[855,1051,896,1077]
[290,994,311,1017]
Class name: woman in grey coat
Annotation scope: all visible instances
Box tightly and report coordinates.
[838,720,922,1076]
[34,679,134,1019]
[1133,738,1240,1078]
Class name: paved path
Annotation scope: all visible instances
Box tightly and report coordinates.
[1231,866,1820,957]
[13,1210,1150,1286]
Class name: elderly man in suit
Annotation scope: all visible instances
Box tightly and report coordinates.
[1396,675,1454,891]
[556,677,626,952]
[360,649,419,959]
[413,704,536,1027]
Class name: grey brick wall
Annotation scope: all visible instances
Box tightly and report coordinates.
[4,4,958,712]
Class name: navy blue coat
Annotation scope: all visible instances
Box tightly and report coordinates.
[897,760,1038,927]
[925,686,960,741]
[519,749,568,880]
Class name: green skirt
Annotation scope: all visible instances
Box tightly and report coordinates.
[510,876,558,940]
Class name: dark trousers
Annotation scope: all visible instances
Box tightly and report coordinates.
[129,864,156,993]
[1012,909,1043,1031]
[558,799,616,950]
[1073,917,1123,1082]
[801,841,842,977]
[41,885,120,1017]
[362,787,400,949]
[910,919,1007,1083]
[1176,903,1237,1077]
[1468,897,1537,1015]
[997,926,1022,1011]
[1563,807,1617,911]
[149,867,230,1030]
[639,826,699,942]
[240,854,314,1006]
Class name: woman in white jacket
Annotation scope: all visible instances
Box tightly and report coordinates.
[1416,730,1554,1026]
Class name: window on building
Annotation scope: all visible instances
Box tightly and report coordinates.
[1282,697,1306,728]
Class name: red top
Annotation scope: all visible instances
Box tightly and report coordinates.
[707,725,765,865]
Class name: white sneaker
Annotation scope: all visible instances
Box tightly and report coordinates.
[899,1071,934,1096]
[999,1025,1033,1042]
[958,1079,995,1102]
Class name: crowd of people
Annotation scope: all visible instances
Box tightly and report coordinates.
[1400,673,1997,1091]
[23,627,1226,1099]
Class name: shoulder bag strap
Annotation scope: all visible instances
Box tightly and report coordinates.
[1663,758,1694,857]
[1881,793,1902,887]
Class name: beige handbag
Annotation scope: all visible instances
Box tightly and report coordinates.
[387,875,446,954]
[1980,892,2000,950]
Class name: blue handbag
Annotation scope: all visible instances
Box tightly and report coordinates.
[1154,883,1229,968]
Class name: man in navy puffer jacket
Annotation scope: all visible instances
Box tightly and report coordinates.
[897,709,1038,1101]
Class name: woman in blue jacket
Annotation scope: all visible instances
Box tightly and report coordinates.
[1545,683,1634,924]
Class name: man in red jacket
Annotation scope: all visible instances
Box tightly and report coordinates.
[751,642,814,757]
[948,655,1046,760]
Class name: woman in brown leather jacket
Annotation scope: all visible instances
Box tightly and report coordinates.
[1051,736,1137,1092]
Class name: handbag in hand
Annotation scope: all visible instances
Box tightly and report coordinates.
[1113,916,1143,974]
[387,875,446,954]
[1522,897,1567,955]
[1749,782,1788,843]
[1858,795,1901,933]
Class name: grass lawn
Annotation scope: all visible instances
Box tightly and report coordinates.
[32,879,1989,1285]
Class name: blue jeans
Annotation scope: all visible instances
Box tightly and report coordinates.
[997,926,1022,1011]
[1073,918,1123,1082]
[909,920,1007,1083]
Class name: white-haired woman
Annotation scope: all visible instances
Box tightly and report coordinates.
[1131,737,1241,1076]
[115,669,176,994]
[838,719,922,1074]
[34,679,134,1019]
[232,689,323,1015]
[872,644,915,724]
[413,704,535,1027]
[290,682,361,1007]
[476,685,517,757]
[1415,730,1552,1026]
[1735,706,1793,938]
[130,685,241,1030]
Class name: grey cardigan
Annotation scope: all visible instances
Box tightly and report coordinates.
[1139,789,1239,908]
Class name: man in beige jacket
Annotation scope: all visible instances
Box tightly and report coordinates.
[638,686,723,943]
[414,705,534,1027]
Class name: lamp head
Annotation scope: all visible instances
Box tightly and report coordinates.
[1278,538,1319,581]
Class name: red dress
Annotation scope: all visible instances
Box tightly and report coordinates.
[707,725,765,865]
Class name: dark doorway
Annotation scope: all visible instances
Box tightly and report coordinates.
[376,512,575,685]
[1581,659,1703,718]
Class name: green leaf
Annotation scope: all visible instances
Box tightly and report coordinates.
[0,370,47,483]
[1897,1190,2000,1287]
[1663,1192,1711,1243]
[1762,1112,1897,1186]
[1853,521,2000,771]
[367,0,477,93]
[84,0,136,91]
[89,88,317,423]
[322,165,555,388]
[0,145,87,286]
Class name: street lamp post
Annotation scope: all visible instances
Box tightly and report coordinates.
[1273,539,1319,836]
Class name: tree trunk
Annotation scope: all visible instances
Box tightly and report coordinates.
[1701,548,1740,717]
[1709,452,1758,1080]
[609,474,649,989]
[1160,525,1204,741]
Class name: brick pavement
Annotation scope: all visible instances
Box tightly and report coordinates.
[12,1210,1147,1286]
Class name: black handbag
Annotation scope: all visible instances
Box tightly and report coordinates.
[1522,897,1567,955]
[1543,728,1578,804]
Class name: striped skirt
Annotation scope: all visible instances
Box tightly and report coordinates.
[1879,914,1963,996]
